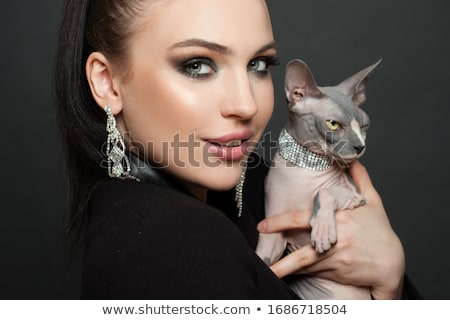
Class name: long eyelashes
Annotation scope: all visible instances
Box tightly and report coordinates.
[175,55,280,79]
[248,56,280,76]
[173,57,215,79]
[177,57,217,79]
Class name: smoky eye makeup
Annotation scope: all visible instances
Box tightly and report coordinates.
[173,56,218,79]
[247,55,280,76]
[170,53,279,80]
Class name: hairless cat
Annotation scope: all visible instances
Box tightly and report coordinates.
[256,59,381,299]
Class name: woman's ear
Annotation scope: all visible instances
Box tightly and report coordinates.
[85,52,123,114]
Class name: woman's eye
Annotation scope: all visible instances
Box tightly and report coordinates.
[181,58,216,78]
[248,59,268,73]
[247,56,279,76]
[326,120,341,131]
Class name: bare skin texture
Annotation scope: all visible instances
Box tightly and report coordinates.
[84,0,405,299]
[86,0,276,201]
[258,161,405,299]
[257,59,383,299]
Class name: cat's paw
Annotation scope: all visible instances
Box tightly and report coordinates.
[347,195,366,210]
[310,216,337,253]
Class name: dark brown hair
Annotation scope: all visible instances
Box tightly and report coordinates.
[54,0,152,247]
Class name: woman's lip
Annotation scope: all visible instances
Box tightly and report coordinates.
[205,129,254,145]
[206,140,250,161]
[203,129,254,161]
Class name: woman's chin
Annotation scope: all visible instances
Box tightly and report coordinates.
[201,166,243,191]
[205,176,241,192]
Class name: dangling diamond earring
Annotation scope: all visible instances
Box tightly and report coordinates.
[104,106,138,181]
[235,165,247,217]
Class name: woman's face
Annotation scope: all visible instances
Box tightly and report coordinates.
[116,0,276,197]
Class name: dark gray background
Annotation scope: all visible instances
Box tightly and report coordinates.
[1,0,448,299]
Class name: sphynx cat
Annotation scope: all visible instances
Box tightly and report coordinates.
[256,59,381,299]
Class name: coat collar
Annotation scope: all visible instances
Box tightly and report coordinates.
[129,152,179,190]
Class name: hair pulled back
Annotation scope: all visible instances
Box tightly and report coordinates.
[54,0,151,245]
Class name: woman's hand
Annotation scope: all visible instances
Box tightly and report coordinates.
[257,161,405,299]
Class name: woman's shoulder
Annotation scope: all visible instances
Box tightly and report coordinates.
[87,178,237,237]
[82,177,297,299]
[88,151,270,231]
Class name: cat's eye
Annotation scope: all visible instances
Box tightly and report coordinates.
[326,120,341,131]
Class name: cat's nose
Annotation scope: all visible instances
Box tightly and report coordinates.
[354,145,365,154]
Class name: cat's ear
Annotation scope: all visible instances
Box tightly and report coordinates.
[336,59,382,107]
[285,59,323,105]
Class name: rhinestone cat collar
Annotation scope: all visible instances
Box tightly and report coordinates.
[278,128,334,171]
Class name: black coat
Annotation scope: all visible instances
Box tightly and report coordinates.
[81,153,422,299]
[81,153,298,299]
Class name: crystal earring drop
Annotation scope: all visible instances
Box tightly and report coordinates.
[104,106,138,181]
[235,165,247,217]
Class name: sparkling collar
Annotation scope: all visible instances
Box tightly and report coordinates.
[278,128,334,171]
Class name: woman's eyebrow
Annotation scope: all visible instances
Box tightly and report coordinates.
[169,38,277,56]
[169,39,231,54]
[255,41,277,55]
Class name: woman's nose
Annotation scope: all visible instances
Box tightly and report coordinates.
[220,72,258,120]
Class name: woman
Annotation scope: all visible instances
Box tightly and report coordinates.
[54,0,420,299]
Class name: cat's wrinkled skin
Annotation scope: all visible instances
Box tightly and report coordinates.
[256,59,381,299]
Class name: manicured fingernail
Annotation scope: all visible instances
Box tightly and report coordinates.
[257,220,266,232]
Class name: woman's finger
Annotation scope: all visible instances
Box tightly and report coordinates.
[348,161,371,192]
[257,210,311,233]
[348,160,381,203]
[269,244,324,278]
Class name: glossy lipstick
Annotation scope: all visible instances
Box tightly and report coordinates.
[205,129,253,161]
